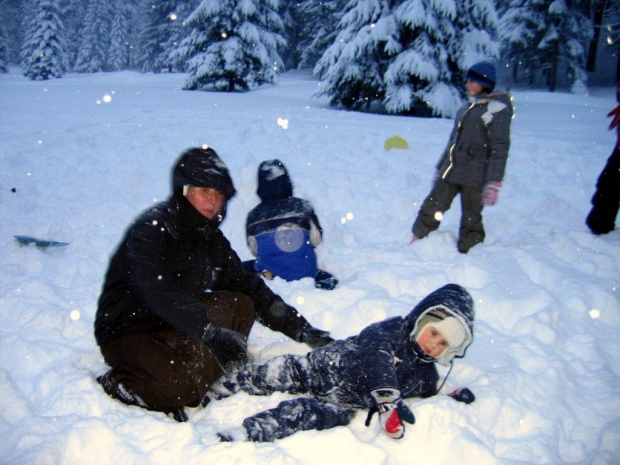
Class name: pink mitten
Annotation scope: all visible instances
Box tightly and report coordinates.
[608,105,620,131]
[482,181,502,206]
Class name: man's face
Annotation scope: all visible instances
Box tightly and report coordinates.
[185,186,225,219]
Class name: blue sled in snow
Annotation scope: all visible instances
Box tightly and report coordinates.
[14,235,69,248]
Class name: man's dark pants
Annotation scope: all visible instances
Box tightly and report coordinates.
[98,291,255,414]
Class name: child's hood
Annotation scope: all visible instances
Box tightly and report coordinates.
[405,284,475,366]
[256,159,294,201]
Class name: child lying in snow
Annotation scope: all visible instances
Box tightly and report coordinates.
[203,283,476,442]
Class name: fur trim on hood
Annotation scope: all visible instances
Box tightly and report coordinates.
[405,284,475,366]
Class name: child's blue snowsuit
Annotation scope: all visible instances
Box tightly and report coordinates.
[208,284,475,442]
[245,159,337,289]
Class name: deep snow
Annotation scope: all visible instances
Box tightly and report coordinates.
[0,67,618,465]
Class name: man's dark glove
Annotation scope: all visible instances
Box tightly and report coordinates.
[448,387,475,404]
[202,324,248,372]
[300,325,334,348]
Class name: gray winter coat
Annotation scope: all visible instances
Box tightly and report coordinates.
[437,90,513,186]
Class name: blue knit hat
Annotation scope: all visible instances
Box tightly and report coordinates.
[466,61,497,91]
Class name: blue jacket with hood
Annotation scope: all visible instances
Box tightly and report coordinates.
[246,159,323,281]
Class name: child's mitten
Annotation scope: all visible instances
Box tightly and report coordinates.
[375,401,415,439]
[482,181,502,206]
[366,389,415,439]
[448,387,476,404]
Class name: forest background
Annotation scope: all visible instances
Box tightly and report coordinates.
[0,0,618,118]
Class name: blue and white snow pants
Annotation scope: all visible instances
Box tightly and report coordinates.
[209,354,358,442]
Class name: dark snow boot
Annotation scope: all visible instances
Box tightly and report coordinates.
[97,370,147,408]
[168,408,189,423]
[98,370,189,422]
[315,269,338,290]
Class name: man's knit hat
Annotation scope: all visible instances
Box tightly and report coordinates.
[171,147,236,199]
[466,61,497,91]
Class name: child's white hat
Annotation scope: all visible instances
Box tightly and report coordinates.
[425,317,466,348]
[413,310,471,365]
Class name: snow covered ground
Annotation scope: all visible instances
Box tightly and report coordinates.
[0,67,618,465]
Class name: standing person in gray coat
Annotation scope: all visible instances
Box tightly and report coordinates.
[410,62,513,253]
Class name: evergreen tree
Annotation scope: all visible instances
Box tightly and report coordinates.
[0,0,23,64]
[173,0,286,91]
[297,0,346,70]
[316,0,499,116]
[20,0,68,80]
[383,1,460,116]
[20,0,39,63]
[135,0,197,73]
[451,0,499,77]
[315,0,397,110]
[74,0,113,72]
[500,0,594,92]
[165,1,200,72]
[602,0,620,81]
[499,0,541,86]
[543,0,593,92]
[279,0,302,69]
[137,0,175,72]
[59,0,88,69]
[108,0,135,70]
[0,26,9,73]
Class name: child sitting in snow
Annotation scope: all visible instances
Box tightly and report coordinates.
[243,159,338,290]
[203,283,476,442]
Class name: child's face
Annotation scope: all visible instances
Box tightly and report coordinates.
[466,80,484,96]
[416,326,449,359]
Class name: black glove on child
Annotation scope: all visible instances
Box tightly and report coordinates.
[448,387,476,404]
[300,325,334,348]
[202,324,248,372]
